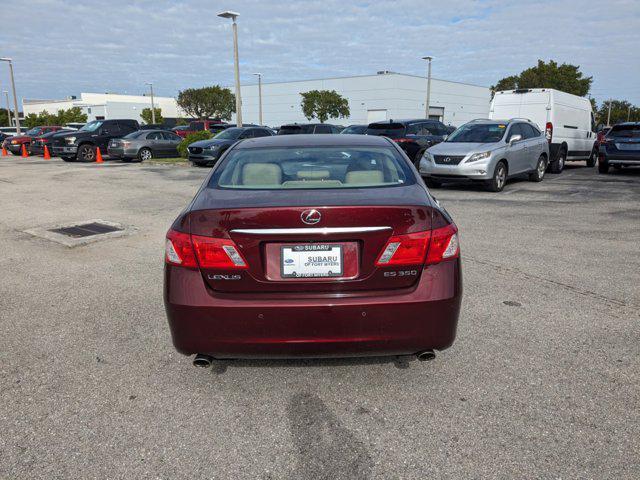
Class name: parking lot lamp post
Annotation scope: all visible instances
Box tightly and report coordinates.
[0,58,21,133]
[253,72,262,125]
[422,56,433,119]
[145,82,156,124]
[2,89,12,128]
[218,11,242,127]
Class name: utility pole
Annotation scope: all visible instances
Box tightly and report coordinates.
[628,104,632,122]
[146,82,156,124]
[218,11,242,127]
[3,91,11,128]
[606,101,612,127]
[253,73,263,125]
[422,56,433,119]
[0,58,21,133]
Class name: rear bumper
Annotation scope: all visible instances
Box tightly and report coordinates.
[599,148,640,164]
[164,260,462,358]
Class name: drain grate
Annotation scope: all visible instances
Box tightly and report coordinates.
[50,221,123,238]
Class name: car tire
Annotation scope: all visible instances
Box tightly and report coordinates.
[486,161,508,192]
[586,148,597,168]
[598,158,609,174]
[137,148,152,162]
[77,143,96,162]
[424,178,441,188]
[549,148,565,174]
[528,155,546,182]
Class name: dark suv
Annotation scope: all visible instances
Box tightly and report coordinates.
[365,119,449,165]
[277,123,342,135]
[598,122,640,173]
[51,119,139,162]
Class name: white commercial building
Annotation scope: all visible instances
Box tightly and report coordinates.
[235,71,491,127]
[22,92,184,124]
[22,72,490,128]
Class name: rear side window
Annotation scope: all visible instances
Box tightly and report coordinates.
[210,146,416,190]
[146,132,163,140]
[253,129,272,138]
[609,125,640,138]
[162,132,181,141]
[278,125,302,135]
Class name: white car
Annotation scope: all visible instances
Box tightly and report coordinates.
[490,88,597,173]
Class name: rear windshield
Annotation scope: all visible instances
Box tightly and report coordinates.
[365,123,406,138]
[608,125,640,138]
[278,125,314,135]
[209,146,415,190]
[447,123,507,143]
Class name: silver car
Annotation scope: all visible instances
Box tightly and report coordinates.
[107,129,182,162]
[419,119,549,192]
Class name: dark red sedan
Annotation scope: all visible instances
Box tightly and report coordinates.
[164,134,462,366]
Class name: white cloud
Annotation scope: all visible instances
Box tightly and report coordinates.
[0,0,638,105]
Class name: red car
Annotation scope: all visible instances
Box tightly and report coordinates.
[164,134,462,366]
[3,125,64,155]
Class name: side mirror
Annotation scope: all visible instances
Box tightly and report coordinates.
[509,134,522,145]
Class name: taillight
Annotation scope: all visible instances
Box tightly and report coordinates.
[376,224,459,267]
[191,235,248,269]
[165,229,197,268]
[393,138,413,144]
[545,122,553,143]
[165,229,248,269]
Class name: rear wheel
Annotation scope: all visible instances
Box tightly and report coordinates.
[598,157,609,174]
[586,148,597,167]
[137,148,152,162]
[528,155,546,182]
[486,161,508,192]
[549,148,565,173]
[77,144,96,162]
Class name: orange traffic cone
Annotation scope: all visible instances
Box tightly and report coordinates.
[43,145,51,160]
[21,143,28,157]
[1,145,7,156]
[95,147,104,163]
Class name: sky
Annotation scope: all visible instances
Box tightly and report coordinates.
[1,0,639,107]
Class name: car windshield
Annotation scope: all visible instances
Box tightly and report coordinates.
[26,128,43,136]
[608,125,640,138]
[365,123,406,138]
[79,121,103,132]
[123,131,146,139]
[210,146,415,190]
[446,123,507,143]
[214,128,244,140]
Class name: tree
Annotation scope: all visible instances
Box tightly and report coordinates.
[300,90,350,123]
[491,60,592,97]
[596,99,640,126]
[23,107,88,128]
[176,86,235,120]
[0,108,10,127]
[141,107,163,125]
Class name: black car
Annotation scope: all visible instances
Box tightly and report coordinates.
[30,129,74,155]
[598,122,640,173]
[340,124,367,135]
[277,123,342,135]
[365,119,449,165]
[188,127,275,167]
[50,119,140,162]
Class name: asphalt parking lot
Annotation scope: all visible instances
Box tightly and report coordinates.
[1,156,639,479]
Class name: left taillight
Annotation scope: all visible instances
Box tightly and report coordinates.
[376,224,460,267]
[165,229,248,270]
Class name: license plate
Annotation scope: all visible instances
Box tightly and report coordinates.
[281,244,343,278]
[616,143,640,150]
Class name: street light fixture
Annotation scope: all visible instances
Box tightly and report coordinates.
[145,82,156,124]
[217,10,243,127]
[422,56,433,120]
[252,72,262,126]
[0,57,21,133]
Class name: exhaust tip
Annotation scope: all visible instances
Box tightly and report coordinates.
[416,350,436,362]
[193,354,214,368]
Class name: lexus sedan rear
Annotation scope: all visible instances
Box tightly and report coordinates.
[164,134,462,364]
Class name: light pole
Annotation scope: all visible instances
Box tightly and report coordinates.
[422,56,433,119]
[218,10,242,127]
[0,58,21,133]
[145,82,156,124]
[3,90,12,129]
[607,101,612,127]
[252,72,262,125]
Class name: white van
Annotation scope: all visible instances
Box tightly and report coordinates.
[490,88,597,173]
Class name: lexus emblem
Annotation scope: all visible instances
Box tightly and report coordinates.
[301,209,321,225]
[444,157,451,163]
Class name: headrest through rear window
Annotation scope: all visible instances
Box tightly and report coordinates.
[242,163,282,186]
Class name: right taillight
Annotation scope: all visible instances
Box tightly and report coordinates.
[545,122,553,143]
[376,224,460,267]
[165,229,248,270]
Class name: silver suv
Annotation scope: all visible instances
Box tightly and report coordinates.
[419,119,550,192]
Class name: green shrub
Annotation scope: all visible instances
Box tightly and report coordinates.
[178,130,213,158]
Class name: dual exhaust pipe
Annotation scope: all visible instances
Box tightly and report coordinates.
[193,350,436,367]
